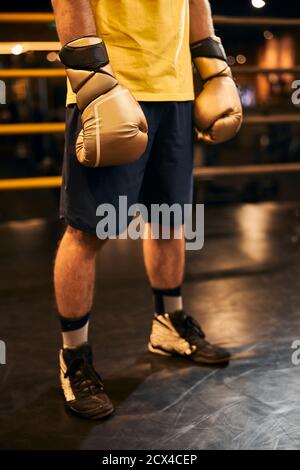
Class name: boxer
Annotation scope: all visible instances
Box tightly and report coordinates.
[52,0,242,420]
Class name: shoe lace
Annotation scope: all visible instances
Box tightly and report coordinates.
[64,353,104,397]
[181,313,206,343]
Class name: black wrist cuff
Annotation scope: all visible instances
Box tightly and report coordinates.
[59,39,109,71]
[190,37,227,63]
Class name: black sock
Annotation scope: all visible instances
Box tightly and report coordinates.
[59,311,90,349]
[152,286,183,315]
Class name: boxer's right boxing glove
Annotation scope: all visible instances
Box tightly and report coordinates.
[59,36,148,167]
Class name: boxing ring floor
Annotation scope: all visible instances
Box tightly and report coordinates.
[1,202,300,450]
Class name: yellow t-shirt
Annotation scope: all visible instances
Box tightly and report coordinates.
[66,0,194,104]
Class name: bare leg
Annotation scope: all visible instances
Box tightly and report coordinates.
[54,226,106,318]
[55,226,114,419]
[143,223,185,289]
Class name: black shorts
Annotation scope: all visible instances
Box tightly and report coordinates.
[60,101,194,234]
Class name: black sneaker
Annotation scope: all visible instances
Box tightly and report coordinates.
[59,343,114,420]
[148,310,230,364]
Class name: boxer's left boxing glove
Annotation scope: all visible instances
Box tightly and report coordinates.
[59,36,148,167]
[191,36,243,144]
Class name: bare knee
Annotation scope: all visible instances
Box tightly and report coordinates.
[65,226,107,253]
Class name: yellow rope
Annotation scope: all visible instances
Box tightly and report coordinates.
[0,123,65,135]
[0,177,62,190]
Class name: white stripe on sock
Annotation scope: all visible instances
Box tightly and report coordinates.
[163,296,183,313]
[62,321,89,349]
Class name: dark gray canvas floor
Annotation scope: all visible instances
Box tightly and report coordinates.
[1,202,300,450]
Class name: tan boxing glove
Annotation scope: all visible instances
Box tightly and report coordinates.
[191,36,243,144]
[59,36,148,167]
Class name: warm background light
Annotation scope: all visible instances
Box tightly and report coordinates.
[46,51,59,62]
[227,55,236,66]
[251,0,266,8]
[236,54,247,65]
[11,44,23,55]
[264,30,274,40]
[257,35,295,103]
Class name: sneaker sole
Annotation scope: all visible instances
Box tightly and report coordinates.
[66,404,115,421]
[148,342,230,364]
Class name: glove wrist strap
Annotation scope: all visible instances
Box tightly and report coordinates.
[190,36,227,62]
[59,36,109,71]
[191,36,229,82]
